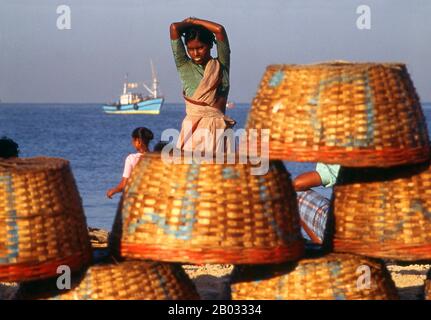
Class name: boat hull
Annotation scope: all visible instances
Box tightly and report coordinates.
[102,98,164,114]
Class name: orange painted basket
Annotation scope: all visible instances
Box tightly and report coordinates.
[0,157,92,282]
[16,260,199,300]
[333,161,431,261]
[110,152,304,264]
[231,253,398,300]
[245,62,430,167]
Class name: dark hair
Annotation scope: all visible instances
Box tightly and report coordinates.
[0,136,19,159]
[153,140,169,152]
[132,127,154,146]
[184,25,215,48]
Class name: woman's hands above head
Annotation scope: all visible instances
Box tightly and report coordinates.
[170,20,194,40]
[182,17,197,23]
[171,17,227,41]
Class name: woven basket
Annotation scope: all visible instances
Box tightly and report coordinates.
[110,152,304,264]
[333,161,431,261]
[0,157,92,282]
[231,253,398,300]
[16,260,199,300]
[245,62,430,167]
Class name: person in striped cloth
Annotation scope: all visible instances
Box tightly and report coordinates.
[293,163,340,245]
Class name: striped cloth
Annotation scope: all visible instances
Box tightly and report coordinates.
[297,190,330,244]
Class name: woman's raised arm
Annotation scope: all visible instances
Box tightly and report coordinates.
[170,20,193,40]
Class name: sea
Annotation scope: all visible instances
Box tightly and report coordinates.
[1,102,431,230]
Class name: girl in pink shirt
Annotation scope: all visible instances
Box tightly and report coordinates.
[106,127,153,198]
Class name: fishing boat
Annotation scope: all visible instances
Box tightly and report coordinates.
[102,61,164,114]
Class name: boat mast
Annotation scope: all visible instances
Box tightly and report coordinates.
[123,73,128,95]
[143,60,160,99]
[151,60,158,98]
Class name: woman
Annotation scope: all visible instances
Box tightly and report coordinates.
[170,17,235,154]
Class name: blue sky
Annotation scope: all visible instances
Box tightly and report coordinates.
[0,0,430,103]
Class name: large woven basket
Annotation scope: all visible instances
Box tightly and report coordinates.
[110,152,304,264]
[231,253,398,300]
[333,161,431,261]
[16,260,199,300]
[245,62,430,167]
[0,157,92,282]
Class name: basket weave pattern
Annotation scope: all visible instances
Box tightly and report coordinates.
[231,253,398,300]
[16,261,199,300]
[0,157,92,282]
[246,62,430,166]
[111,153,304,264]
[333,163,431,261]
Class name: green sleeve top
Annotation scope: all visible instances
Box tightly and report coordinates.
[171,37,230,98]
[316,163,341,188]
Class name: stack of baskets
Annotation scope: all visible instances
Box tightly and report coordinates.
[0,157,197,300]
[235,61,431,299]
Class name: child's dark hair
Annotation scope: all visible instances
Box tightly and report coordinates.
[132,127,154,146]
[0,136,19,159]
[153,140,169,152]
[184,25,215,48]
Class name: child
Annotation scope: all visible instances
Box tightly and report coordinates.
[169,17,235,153]
[106,127,153,198]
[0,136,19,159]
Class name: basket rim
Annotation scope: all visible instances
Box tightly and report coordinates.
[265,61,407,70]
[119,241,305,264]
[0,157,70,172]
